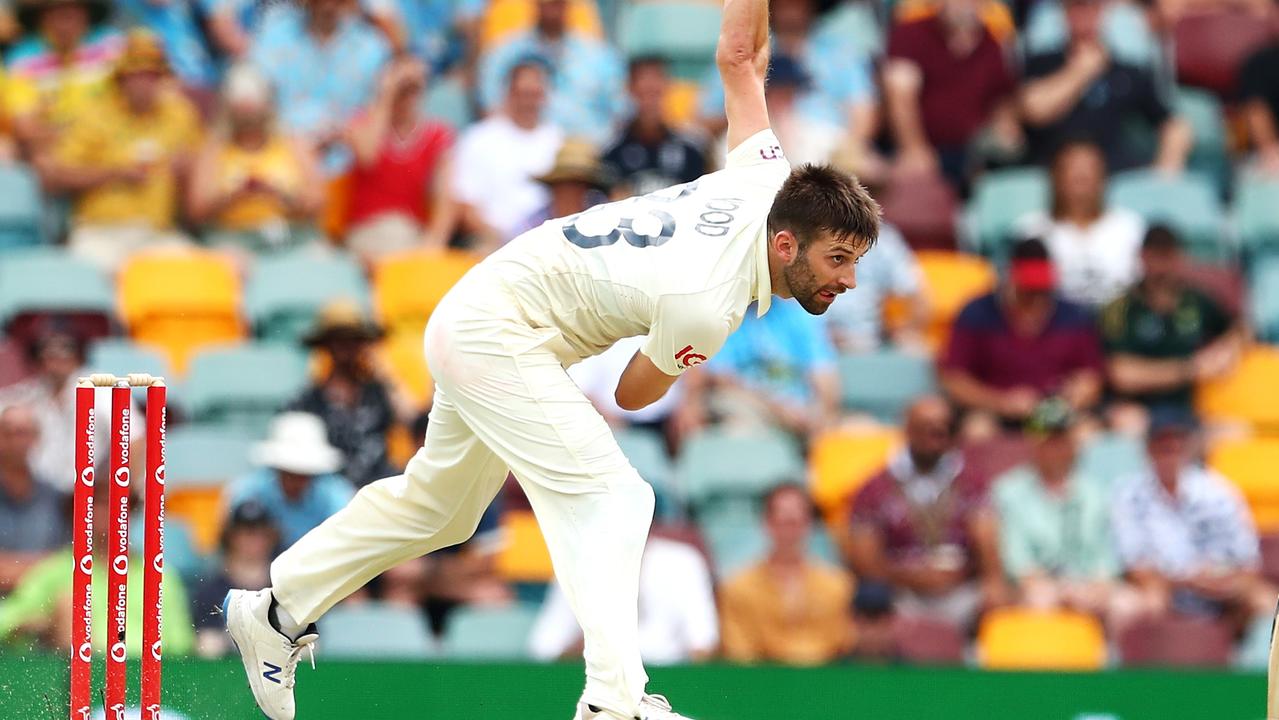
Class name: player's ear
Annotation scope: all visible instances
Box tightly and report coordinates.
[771,230,799,263]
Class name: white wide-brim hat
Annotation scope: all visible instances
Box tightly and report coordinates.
[251,412,343,476]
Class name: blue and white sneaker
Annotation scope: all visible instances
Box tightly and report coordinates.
[223,588,318,720]
[575,694,695,720]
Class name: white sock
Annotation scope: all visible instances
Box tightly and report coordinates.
[268,592,306,641]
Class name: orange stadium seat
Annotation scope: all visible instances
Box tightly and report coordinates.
[117,249,243,374]
[663,79,701,128]
[1208,437,1279,532]
[809,427,901,525]
[496,509,555,583]
[168,487,226,553]
[380,326,435,409]
[913,250,997,350]
[1197,346,1279,434]
[977,609,1107,670]
[480,0,602,50]
[373,249,481,336]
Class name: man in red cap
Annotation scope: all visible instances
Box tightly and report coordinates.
[940,237,1104,436]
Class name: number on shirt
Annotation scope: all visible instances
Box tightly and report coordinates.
[561,181,698,250]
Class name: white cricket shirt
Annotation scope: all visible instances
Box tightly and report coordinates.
[481,129,791,375]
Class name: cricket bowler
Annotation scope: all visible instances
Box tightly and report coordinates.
[222,0,881,715]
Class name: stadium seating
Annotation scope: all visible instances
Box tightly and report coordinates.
[87,338,172,389]
[976,609,1107,670]
[1236,170,1279,261]
[880,171,959,251]
[0,164,45,252]
[164,424,257,551]
[1174,87,1230,195]
[1250,258,1279,342]
[1173,11,1276,97]
[837,348,936,421]
[118,249,243,374]
[894,616,966,665]
[244,252,371,344]
[374,249,481,336]
[809,427,901,524]
[181,342,310,435]
[1207,437,1279,532]
[1078,432,1146,487]
[1118,615,1233,667]
[441,603,540,660]
[1262,534,1279,584]
[480,0,602,49]
[0,249,114,345]
[813,1,882,58]
[496,509,555,583]
[1107,170,1227,262]
[614,427,677,515]
[321,603,437,659]
[677,428,805,507]
[425,74,474,129]
[913,250,997,350]
[964,167,1050,259]
[1197,345,1279,434]
[380,327,435,409]
[617,1,721,78]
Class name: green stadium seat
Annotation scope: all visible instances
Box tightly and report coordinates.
[1250,259,1279,343]
[676,428,804,506]
[1236,171,1279,261]
[614,427,677,515]
[617,2,721,78]
[321,603,437,659]
[0,165,45,251]
[1174,87,1230,195]
[838,349,936,422]
[0,249,112,326]
[164,425,256,488]
[1078,432,1147,486]
[244,252,371,344]
[425,74,473,129]
[965,167,1049,258]
[87,339,173,403]
[180,342,309,435]
[813,2,881,58]
[441,603,540,660]
[1108,170,1227,262]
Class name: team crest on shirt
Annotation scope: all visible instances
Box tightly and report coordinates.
[759,144,784,161]
[675,345,707,368]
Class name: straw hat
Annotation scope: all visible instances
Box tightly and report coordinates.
[534,138,613,190]
[301,300,384,348]
[251,412,344,476]
[16,0,109,32]
[114,29,171,78]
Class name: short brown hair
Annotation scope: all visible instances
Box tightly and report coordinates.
[767,164,881,251]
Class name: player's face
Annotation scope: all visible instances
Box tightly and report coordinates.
[782,232,866,315]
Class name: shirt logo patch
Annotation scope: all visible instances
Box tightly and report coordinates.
[759,144,784,161]
[675,345,707,368]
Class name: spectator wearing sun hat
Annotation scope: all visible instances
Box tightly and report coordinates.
[41,28,202,272]
[225,411,355,547]
[5,0,122,155]
[512,137,613,237]
[291,301,408,489]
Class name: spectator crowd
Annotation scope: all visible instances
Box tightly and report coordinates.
[0,0,1278,671]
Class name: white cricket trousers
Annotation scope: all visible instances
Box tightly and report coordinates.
[270,266,655,717]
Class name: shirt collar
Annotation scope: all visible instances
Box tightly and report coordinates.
[754,225,772,317]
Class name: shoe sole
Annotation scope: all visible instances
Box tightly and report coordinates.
[223,591,278,720]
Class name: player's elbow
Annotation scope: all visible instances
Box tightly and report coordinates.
[715,39,758,74]
[614,387,652,412]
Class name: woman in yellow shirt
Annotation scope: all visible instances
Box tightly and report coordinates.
[187,63,323,257]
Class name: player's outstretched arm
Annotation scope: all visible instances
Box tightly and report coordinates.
[717,0,771,153]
